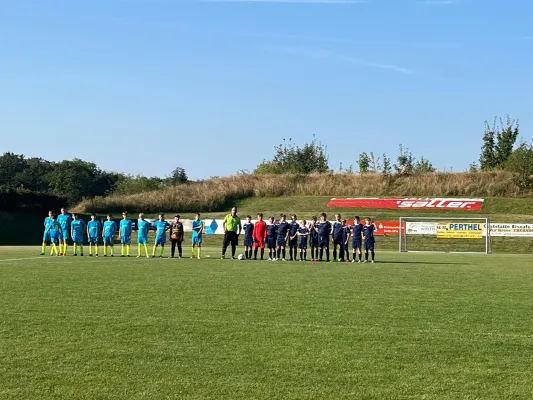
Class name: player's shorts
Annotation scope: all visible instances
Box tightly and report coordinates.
[192,235,202,245]
[121,236,131,244]
[88,236,98,244]
[310,235,319,247]
[298,239,308,249]
[243,238,253,247]
[333,236,343,245]
[103,236,114,245]
[289,237,298,247]
[72,235,83,245]
[319,236,329,248]
[267,237,276,249]
[352,239,362,249]
[50,234,60,244]
[276,237,286,247]
[43,231,51,242]
[138,236,148,245]
[364,239,375,251]
[155,236,166,245]
[61,231,69,241]
[253,238,265,248]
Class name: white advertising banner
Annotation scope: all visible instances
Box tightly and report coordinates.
[404,221,533,237]
[405,222,437,235]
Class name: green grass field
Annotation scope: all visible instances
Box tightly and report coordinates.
[1,246,532,399]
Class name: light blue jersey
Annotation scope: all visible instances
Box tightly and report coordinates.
[154,220,170,244]
[71,219,86,244]
[120,219,133,244]
[43,216,53,240]
[57,214,72,237]
[192,219,203,244]
[103,221,117,237]
[137,219,151,244]
[87,220,101,243]
[46,220,62,242]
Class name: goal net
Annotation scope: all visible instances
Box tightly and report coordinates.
[399,217,491,254]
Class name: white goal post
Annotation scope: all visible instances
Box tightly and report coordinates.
[399,217,491,254]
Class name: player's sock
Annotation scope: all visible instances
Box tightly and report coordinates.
[178,244,182,257]
[64,243,68,255]
[144,244,149,257]
[73,243,77,254]
[121,244,125,256]
[304,250,307,260]
[333,249,337,261]
[191,246,195,257]
[110,246,114,256]
[365,251,369,261]
[282,249,286,259]
[51,243,57,255]
[260,249,264,260]
[231,245,236,258]
[103,244,107,256]
[319,249,323,260]
[89,243,92,255]
[137,244,141,256]
[197,247,201,258]
[371,250,375,261]
[127,244,130,256]
[80,244,83,254]
[153,245,157,257]
[161,246,165,257]
[276,249,281,259]
[41,243,46,254]
[95,245,98,255]
[326,249,330,262]
[359,253,362,261]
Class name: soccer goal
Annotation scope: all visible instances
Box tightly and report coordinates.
[399,217,491,254]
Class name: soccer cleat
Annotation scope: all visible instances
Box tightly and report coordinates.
[111,255,114,257]
[282,258,286,262]
[363,260,367,263]
[221,256,225,259]
[371,260,375,263]
[268,258,272,261]
[104,255,107,257]
[351,259,355,263]
[152,256,155,258]
[121,255,125,258]
[40,253,45,256]
[73,254,78,256]
[146,255,150,258]
[89,254,93,257]
[81,254,84,257]
[253,258,257,261]
[159,256,162,258]
[95,254,99,257]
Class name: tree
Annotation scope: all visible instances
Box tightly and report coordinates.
[167,167,188,185]
[394,145,414,175]
[504,142,533,190]
[413,157,435,174]
[369,152,382,172]
[254,136,329,174]
[382,153,392,175]
[358,152,371,173]
[479,116,519,170]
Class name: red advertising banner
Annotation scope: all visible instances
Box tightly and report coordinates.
[346,220,400,235]
[328,198,484,211]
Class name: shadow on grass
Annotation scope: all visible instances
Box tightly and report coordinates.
[377,261,468,265]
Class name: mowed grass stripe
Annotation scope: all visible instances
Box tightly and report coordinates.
[1,248,532,399]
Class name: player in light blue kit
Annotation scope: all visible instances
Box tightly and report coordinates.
[191,213,204,259]
[119,211,133,257]
[136,213,151,258]
[44,214,63,256]
[103,214,117,257]
[57,208,72,256]
[70,213,86,256]
[41,210,54,255]
[87,214,101,256]
[152,213,170,258]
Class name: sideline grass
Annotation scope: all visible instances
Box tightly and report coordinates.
[1,247,532,399]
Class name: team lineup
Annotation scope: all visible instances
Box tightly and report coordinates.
[41,206,378,263]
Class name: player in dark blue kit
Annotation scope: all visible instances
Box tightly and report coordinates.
[317,213,332,262]
[288,214,299,261]
[276,214,290,261]
[309,216,319,261]
[297,220,309,261]
[266,217,278,261]
[340,219,350,262]
[331,214,343,261]
[350,216,364,263]
[242,216,254,260]
[363,217,378,263]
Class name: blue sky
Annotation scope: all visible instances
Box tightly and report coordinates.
[1,0,531,179]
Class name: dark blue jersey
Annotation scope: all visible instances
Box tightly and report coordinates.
[332,221,343,240]
[277,221,290,239]
[288,221,299,237]
[342,226,350,242]
[363,224,377,240]
[267,224,278,239]
[351,223,364,240]
[317,221,331,237]
[243,222,254,240]
[309,223,319,239]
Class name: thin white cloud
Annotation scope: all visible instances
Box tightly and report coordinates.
[264,46,414,74]
[200,0,365,4]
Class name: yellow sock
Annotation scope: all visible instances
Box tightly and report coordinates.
[104,244,107,255]
[41,243,46,254]
[89,243,93,254]
[192,246,195,257]
[95,245,98,255]
[160,246,164,256]
[127,244,130,256]
[63,243,68,255]
[51,243,57,255]
[138,244,141,256]
[121,244,125,256]
[144,244,149,257]
[73,243,77,254]
[110,245,114,256]
[152,245,157,257]
[198,247,201,258]
[80,244,83,254]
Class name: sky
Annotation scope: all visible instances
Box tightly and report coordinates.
[0,0,531,179]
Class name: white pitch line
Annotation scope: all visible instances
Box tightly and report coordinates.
[0,256,46,263]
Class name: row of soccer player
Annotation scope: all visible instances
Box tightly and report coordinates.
[41,210,377,262]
